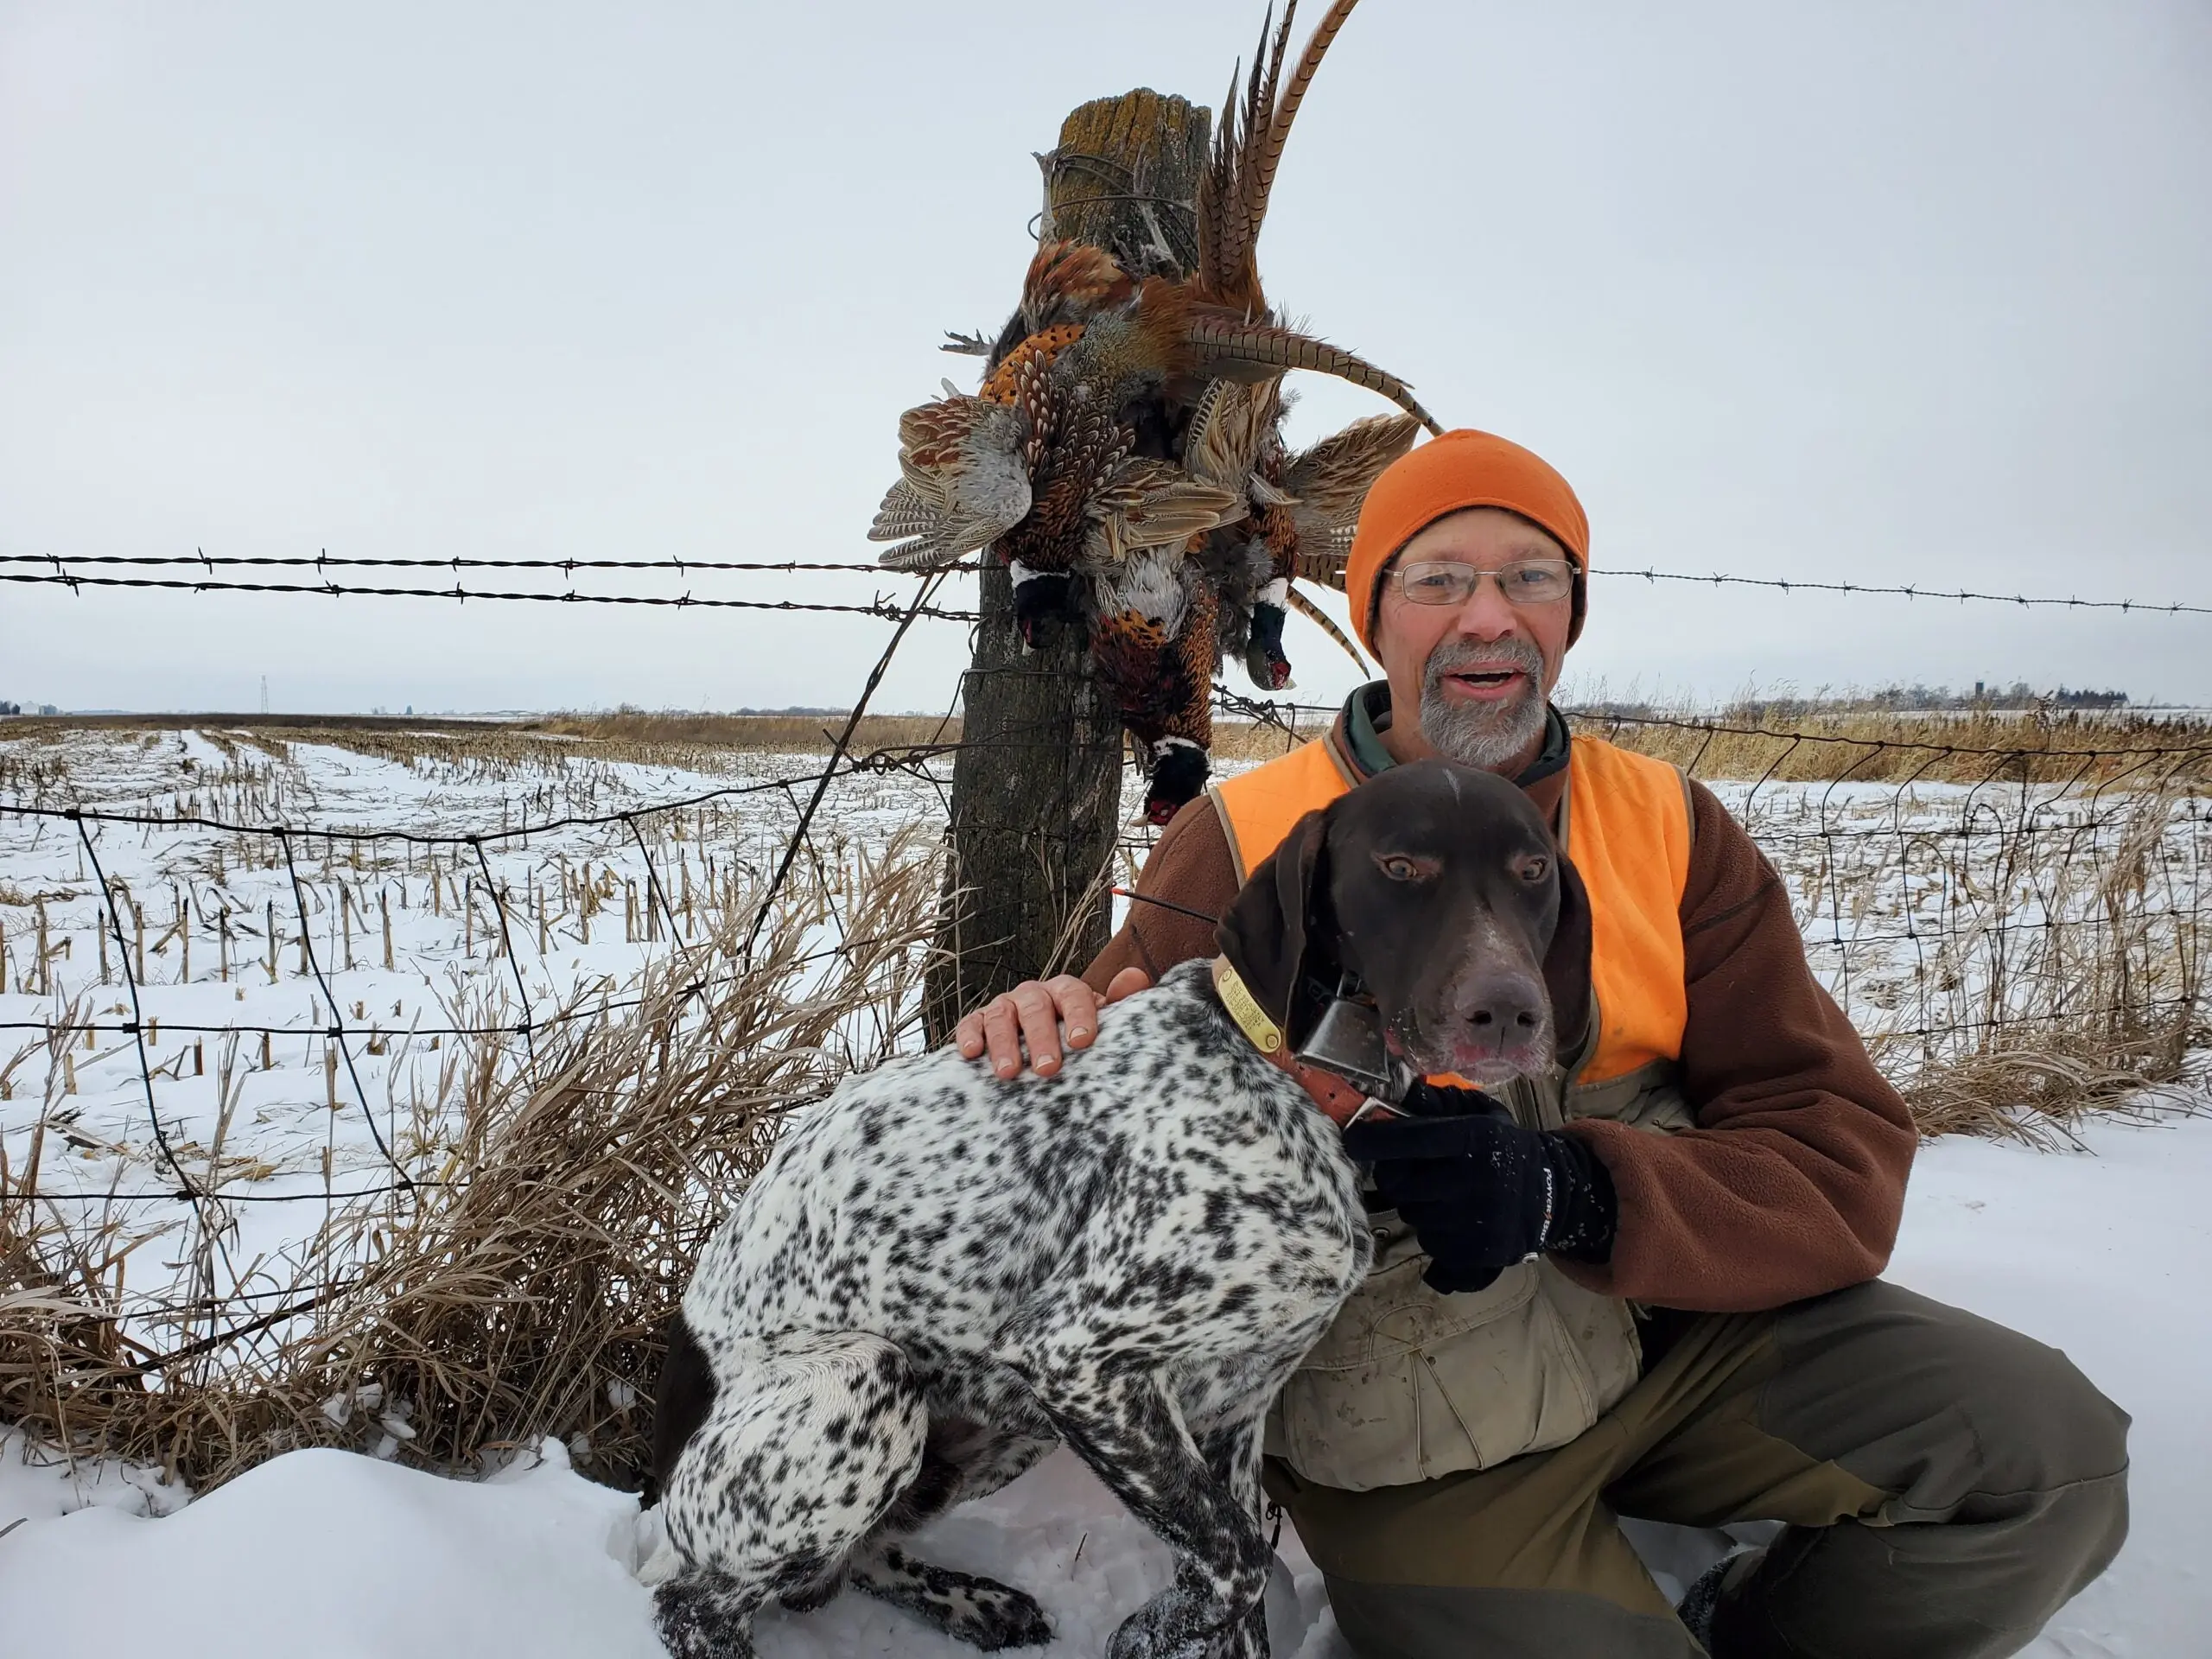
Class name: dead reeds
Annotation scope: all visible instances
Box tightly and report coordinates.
[0,830,940,1491]
[1862,782,2208,1144]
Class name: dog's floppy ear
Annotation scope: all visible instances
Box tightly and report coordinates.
[1215,804,1332,1032]
[1541,849,1595,1065]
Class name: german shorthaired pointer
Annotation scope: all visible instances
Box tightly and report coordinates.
[645,759,1590,1657]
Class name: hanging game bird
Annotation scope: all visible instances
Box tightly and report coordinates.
[870,0,1435,823]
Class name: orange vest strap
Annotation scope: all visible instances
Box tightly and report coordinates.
[1208,734,1357,887]
[1563,737,1692,1083]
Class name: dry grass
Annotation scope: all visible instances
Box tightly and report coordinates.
[1859,782,2209,1145]
[1579,701,2212,786]
[9,702,2212,784]
[0,832,939,1491]
[533,709,958,754]
[1218,702,2212,785]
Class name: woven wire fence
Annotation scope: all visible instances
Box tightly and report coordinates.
[1216,689,2212,1130]
[3,565,2209,1486]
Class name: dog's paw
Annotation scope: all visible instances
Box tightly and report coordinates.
[956,1578,1055,1650]
[1108,1594,1263,1659]
[855,1545,1053,1649]
[654,1572,761,1659]
[906,1569,1052,1650]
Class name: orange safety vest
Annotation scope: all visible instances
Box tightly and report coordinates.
[1208,731,1692,1085]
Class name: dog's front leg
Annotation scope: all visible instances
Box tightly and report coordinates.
[848,1538,1054,1650]
[1035,1373,1274,1659]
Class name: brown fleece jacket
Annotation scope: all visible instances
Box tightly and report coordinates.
[1084,725,1917,1315]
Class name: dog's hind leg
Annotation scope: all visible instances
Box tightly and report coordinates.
[1031,1374,1274,1659]
[652,1331,928,1656]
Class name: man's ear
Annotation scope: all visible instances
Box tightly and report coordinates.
[1215,805,1332,1032]
[1541,850,1594,1065]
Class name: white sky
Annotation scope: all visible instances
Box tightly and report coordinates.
[3,1,2208,715]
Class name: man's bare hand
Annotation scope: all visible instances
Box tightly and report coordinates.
[956,967,1151,1079]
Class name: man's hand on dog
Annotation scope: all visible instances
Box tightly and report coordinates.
[1343,1084,1620,1294]
[956,968,1152,1078]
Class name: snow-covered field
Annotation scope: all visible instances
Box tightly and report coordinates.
[3,725,2208,1655]
[0,727,961,1346]
[5,1109,2204,1658]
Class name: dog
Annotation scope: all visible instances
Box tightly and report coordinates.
[645,759,1590,1658]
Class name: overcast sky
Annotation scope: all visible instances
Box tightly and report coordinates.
[3,1,2208,715]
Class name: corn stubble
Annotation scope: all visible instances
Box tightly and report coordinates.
[0,833,939,1491]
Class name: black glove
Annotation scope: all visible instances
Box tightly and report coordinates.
[1340,1083,1619,1295]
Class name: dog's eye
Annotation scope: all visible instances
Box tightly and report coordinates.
[1379,855,1422,881]
[1520,855,1551,883]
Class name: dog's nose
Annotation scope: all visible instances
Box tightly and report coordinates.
[1459,972,1547,1039]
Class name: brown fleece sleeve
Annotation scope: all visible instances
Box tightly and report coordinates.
[1557,779,1918,1313]
[1083,797,1241,991]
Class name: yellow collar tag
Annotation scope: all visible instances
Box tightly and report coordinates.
[1211,956,1284,1056]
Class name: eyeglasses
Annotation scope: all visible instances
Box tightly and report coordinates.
[1392,558,1576,608]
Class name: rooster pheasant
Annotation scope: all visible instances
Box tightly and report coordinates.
[870,0,1433,823]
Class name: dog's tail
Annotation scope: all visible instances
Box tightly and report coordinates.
[645,1308,716,1510]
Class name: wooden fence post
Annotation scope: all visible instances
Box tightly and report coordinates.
[924,91,1211,1041]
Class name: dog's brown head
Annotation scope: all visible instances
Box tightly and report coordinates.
[1216,760,1591,1090]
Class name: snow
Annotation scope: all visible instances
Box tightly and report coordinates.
[5,1110,2206,1658]
[1882,1112,2212,1659]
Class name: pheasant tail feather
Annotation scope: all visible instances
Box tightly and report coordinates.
[1287,585,1367,671]
[1185,317,1442,434]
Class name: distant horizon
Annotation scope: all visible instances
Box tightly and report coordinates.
[12,684,2210,723]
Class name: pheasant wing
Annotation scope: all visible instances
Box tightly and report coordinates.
[1282,413,1423,526]
[872,396,1032,569]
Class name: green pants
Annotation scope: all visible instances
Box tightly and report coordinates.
[1264,1281,2129,1658]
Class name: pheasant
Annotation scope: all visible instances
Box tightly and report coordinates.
[871,249,1432,639]
[870,0,1434,821]
[1085,548,1220,824]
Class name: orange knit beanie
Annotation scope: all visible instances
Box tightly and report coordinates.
[1344,429,1591,652]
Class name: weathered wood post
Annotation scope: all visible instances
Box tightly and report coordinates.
[924,91,1211,1039]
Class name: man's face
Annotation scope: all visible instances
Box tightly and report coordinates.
[1372,507,1576,774]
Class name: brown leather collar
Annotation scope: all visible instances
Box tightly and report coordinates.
[1210,957,1397,1128]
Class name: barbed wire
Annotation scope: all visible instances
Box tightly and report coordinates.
[6,551,2208,619]
[1587,565,2212,617]
[0,569,981,621]
[1577,709,2212,759]
[3,760,859,843]
[0,552,979,576]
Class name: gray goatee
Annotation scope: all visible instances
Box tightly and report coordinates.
[1419,638,1549,773]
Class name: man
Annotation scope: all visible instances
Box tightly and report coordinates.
[956,429,2129,1658]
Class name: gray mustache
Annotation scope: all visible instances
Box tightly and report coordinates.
[1427,638,1545,679]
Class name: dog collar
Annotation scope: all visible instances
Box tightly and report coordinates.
[1211,957,1395,1129]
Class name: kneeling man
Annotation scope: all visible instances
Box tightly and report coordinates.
[963,430,2130,1658]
